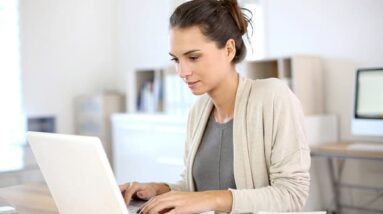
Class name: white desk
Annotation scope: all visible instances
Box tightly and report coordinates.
[0,183,58,214]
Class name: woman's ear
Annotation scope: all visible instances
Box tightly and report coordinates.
[225,39,236,62]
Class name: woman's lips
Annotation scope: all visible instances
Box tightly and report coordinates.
[187,80,199,88]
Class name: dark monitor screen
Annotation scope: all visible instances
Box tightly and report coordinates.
[27,116,56,133]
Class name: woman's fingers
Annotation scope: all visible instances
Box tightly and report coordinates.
[140,192,177,214]
[162,208,176,214]
[136,190,151,200]
[119,182,165,206]
[123,182,142,205]
[119,183,129,192]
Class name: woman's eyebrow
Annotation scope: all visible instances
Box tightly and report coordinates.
[169,49,201,57]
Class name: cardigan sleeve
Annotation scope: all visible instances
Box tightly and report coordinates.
[230,80,311,213]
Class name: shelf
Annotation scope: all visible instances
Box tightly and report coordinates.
[74,92,125,166]
[245,55,323,115]
[246,60,278,79]
[133,65,197,115]
[130,55,323,115]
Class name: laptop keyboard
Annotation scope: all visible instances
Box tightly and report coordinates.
[128,200,145,214]
[128,206,140,214]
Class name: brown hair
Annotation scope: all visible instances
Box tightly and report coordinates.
[170,0,252,64]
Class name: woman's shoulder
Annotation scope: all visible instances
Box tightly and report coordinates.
[244,77,292,98]
[238,77,304,114]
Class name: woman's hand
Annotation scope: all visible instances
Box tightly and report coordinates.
[119,182,171,205]
[138,190,233,214]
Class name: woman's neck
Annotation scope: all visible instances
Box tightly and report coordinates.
[208,71,239,124]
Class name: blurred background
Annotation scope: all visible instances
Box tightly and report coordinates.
[0,0,382,213]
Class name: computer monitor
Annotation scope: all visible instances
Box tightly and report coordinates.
[352,68,383,136]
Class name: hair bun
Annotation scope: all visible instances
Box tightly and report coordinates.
[170,0,252,63]
[222,0,248,35]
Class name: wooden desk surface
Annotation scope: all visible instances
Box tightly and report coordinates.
[0,183,58,214]
[310,142,383,160]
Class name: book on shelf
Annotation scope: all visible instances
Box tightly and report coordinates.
[137,79,158,113]
[135,66,198,114]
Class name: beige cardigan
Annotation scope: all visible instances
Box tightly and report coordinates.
[169,77,311,213]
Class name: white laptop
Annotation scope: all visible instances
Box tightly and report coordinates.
[27,131,144,214]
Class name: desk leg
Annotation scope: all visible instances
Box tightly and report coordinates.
[328,158,340,214]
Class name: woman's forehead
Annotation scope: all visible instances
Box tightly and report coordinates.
[169,26,214,54]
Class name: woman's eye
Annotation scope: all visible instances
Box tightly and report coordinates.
[189,56,199,61]
[170,58,179,63]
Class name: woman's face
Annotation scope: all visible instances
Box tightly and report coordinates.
[169,26,234,95]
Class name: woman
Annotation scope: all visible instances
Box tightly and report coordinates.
[120,0,311,213]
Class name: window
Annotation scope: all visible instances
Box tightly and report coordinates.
[0,0,26,148]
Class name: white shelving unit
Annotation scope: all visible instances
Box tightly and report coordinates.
[133,65,197,115]
[246,55,323,115]
[74,92,125,166]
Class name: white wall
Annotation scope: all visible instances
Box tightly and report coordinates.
[264,0,383,142]
[115,0,172,112]
[20,0,119,134]
[20,0,174,132]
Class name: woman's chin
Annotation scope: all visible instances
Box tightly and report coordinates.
[190,89,205,96]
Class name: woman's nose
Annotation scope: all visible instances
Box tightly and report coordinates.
[178,61,192,79]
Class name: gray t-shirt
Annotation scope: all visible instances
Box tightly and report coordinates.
[192,113,236,191]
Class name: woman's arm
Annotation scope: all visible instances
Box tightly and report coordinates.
[229,149,310,212]
[230,80,311,212]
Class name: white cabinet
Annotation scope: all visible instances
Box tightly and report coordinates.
[112,114,187,184]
